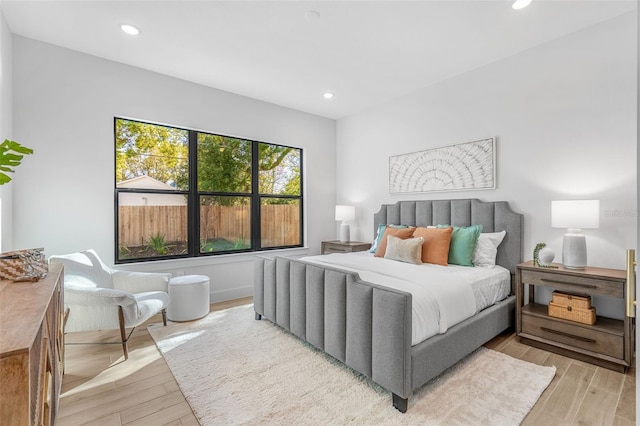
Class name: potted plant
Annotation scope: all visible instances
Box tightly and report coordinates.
[0,139,42,281]
[0,139,33,185]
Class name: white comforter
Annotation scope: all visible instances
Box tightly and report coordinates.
[300,252,510,346]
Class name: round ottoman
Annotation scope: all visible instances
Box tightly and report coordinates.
[168,275,210,322]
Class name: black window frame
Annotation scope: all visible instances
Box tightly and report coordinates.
[114,117,304,264]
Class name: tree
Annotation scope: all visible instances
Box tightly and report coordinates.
[115,119,301,199]
[258,143,299,196]
[115,120,188,189]
[197,134,252,194]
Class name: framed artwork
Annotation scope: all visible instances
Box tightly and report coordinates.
[389,137,496,194]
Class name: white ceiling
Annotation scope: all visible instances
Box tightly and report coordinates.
[1,0,636,119]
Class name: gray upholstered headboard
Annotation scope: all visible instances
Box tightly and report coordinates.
[373,199,523,275]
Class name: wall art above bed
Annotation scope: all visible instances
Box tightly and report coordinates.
[389,137,496,194]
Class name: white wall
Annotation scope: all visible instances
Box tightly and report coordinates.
[337,13,637,316]
[0,8,12,251]
[11,36,336,302]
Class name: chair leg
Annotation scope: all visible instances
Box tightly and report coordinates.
[64,307,136,360]
[118,306,129,361]
[162,308,167,326]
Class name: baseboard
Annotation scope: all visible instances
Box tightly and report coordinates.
[209,285,253,304]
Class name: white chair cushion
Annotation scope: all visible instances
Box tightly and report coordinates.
[129,291,170,327]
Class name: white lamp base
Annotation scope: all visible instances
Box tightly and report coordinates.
[562,229,587,269]
[339,222,350,243]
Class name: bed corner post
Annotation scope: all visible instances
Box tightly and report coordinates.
[392,394,408,413]
[254,256,266,320]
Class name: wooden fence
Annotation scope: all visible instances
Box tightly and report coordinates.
[261,204,301,248]
[118,204,300,248]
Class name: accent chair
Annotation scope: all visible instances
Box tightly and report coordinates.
[49,249,170,360]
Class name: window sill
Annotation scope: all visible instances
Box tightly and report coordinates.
[114,246,311,272]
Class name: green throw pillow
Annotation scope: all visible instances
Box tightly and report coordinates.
[438,224,483,266]
[370,224,408,253]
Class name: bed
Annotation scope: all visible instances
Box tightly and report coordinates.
[253,199,523,412]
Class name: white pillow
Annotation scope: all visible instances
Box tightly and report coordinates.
[472,231,506,268]
[384,235,424,265]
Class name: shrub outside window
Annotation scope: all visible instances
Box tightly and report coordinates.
[115,118,303,263]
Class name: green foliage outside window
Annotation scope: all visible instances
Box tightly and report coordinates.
[115,120,188,189]
[198,134,252,204]
[258,143,300,196]
[116,119,300,197]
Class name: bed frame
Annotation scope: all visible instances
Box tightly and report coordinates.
[253,199,523,412]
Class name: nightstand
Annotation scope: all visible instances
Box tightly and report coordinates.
[516,261,633,372]
[321,240,371,255]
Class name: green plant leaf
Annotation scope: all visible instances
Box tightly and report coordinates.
[0,173,11,185]
[2,140,33,155]
[0,153,23,164]
[0,139,34,185]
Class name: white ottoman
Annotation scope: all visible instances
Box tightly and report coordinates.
[168,275,210,322]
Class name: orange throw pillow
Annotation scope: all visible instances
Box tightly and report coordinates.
[374,227,416,258]
[412,226,453,266]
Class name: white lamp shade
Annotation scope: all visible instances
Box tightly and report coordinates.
[551,200,600,229]
[335,205,355,222]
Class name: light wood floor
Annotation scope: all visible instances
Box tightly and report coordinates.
[57,297,635,425]
[484,334,635,426]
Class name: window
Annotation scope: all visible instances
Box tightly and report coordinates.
[115,118,303,263]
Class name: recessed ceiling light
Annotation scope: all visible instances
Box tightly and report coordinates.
[323,92,334,99]
[120,24,141,36]
[512,0,533,10]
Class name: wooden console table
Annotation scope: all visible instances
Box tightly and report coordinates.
[0,263,64,425]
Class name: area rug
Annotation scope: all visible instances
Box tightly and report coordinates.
[148,304,555,425]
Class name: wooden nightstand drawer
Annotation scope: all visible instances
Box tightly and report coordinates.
[324,246,351,254]
[521,269,623,298]
[321,241,371,255]
[521,312,623,359]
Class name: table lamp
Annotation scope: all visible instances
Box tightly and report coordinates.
[551,200,599,269]
[335,205,355,243]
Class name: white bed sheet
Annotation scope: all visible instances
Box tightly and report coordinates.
[300,251,510,346]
